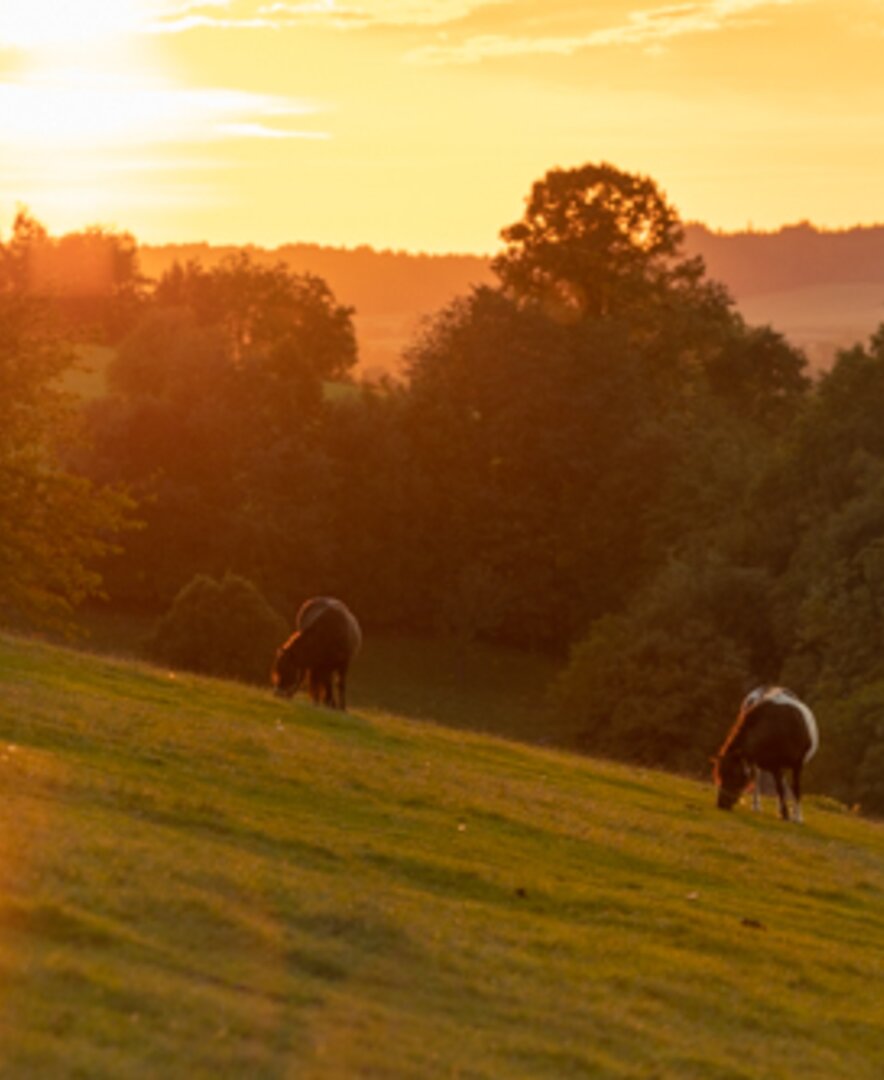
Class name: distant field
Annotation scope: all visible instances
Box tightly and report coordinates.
[61,344,115,400]
[737,281,884,370]
[1,632,881,1078]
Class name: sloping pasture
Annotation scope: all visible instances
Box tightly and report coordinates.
[0,632,881,1078]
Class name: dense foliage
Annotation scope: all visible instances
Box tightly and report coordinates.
[4,163,883,810]
[81,251,357,612]
[0,229,132,629]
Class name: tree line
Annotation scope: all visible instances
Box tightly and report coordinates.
[686,220,884,296]
[2,164,882,812]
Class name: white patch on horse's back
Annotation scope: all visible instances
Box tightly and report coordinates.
[767,688,819,762]
[741,686,768,713]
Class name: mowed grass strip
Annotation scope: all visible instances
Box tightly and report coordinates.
[0,631,882,1079]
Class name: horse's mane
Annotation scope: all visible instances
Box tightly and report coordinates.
[714,714,748,786]
[714,686,785,782]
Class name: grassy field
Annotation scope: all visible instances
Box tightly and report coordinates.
[63,606,563,749]
[0,631,882,1079]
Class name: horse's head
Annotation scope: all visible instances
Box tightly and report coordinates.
[713,751,751,810]
[271,632,306,698]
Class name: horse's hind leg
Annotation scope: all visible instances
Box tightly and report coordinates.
[791,764,804,824]
[751,766,762,812]
[310,669,332,706]
[771,769,790,821]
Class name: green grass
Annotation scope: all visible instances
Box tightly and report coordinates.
[350,633,560,744]
[1,631,882,1078]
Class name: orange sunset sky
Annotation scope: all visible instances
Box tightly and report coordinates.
[1,1,883,254]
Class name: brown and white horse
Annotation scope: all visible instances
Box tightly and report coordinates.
[714,687,819,822]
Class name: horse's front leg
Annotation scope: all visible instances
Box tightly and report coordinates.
[771,769,790,821]
[751,766,762,812]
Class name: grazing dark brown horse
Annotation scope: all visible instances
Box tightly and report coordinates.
[714,686,819,822]
[271,597,361,710]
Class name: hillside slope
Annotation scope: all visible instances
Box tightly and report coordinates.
[0,632,881,1078]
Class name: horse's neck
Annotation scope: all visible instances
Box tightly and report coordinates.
[731,708,762,753]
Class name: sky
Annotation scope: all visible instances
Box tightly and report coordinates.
[1,0,883,253]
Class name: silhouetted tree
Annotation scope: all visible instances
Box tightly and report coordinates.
[153,252,357,379]
[493,162,721,324]
[400,164,808,649]
[2,210,145,340]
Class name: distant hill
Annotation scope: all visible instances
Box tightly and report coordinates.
[685,223,884,371]
[141,224,884,377]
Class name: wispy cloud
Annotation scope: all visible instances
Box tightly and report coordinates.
[142,1,506,34]
[282,1,506,27]
[405,1,802,65]
[218,120,330,139]
[143,0,279,34]
[0,0,804,46]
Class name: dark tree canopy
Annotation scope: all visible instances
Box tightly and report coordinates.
[400,165,808,647]
[153,252,357,380]
[403,286,671,643]
[2,209,145,341]
[492,162,710,322]
[81,245,361,611]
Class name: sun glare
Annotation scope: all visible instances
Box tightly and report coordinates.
[1,67,322,149]
[3,70,180,147]
[0,0,142,49]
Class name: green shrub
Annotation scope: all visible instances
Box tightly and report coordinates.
[550,612,751,774]
[549,553,767,774]
[149,573,288,684]
[795,681,884,812]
